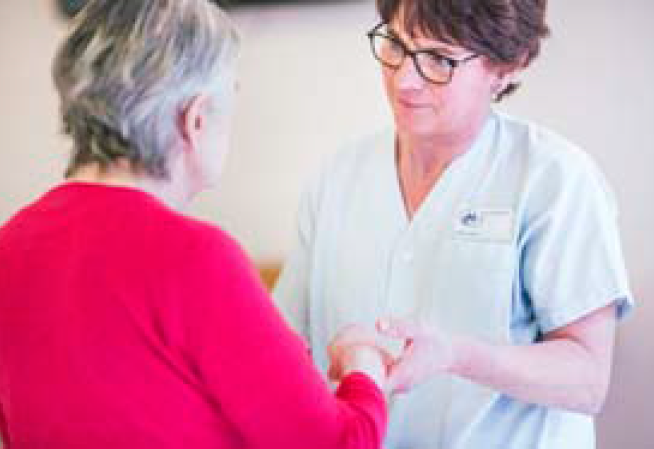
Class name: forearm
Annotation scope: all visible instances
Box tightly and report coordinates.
[449,335,610,415]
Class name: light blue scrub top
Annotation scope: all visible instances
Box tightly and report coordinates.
[274,111,633,449]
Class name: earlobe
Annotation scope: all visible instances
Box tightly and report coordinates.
[499,59,526,91]
[491,61,524,98]
[493,77,512,95]
[180,95,210,151]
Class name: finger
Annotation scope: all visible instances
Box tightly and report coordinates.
[377,317,419,339]
[335,324,379,347]
[328,365,339,382]
[385,342,418,393]
[328,357,343,382]
[387,361,411,394]
[378,347,397,368]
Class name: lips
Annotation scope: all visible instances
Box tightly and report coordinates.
[397,98,431,109]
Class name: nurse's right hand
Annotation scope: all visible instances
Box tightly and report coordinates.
[376,317,457,394]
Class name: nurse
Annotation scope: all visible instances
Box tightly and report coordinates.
[274,0,633,448]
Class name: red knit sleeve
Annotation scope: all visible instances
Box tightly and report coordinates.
[180,228,387,449]
[0,403,9,447]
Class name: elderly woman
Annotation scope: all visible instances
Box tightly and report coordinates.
[0,1,390,448]
[275,0,634,448]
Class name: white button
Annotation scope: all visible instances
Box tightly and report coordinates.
[402,251,414,262]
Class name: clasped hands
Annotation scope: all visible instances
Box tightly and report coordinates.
[328,318,458,395]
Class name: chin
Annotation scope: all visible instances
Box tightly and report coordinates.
[393,109,440,135]
[395,119,438,137]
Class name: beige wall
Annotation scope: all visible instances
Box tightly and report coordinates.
[1,1,652,447]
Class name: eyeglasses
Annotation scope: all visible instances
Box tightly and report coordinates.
[366,23,479,85]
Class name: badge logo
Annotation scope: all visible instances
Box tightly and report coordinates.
[460,209,483,228]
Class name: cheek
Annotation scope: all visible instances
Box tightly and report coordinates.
[443,73,494,111]
[463,69,496,100]
[381,68,396,98]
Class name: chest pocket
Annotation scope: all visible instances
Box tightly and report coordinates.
[421,236,517,341]
[447,236,515,272]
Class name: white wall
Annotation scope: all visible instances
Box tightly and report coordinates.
[1,1,652,448]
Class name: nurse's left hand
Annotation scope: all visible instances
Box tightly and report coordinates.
[377,317,458,394]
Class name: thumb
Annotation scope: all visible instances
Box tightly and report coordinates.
[376,317,418,339]
[386,352,412,394]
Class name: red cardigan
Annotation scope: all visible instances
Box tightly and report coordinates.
[0,183,386,449]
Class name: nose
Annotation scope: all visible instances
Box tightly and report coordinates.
[394,56,426,91]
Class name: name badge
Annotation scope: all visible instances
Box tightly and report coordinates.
[453,207,515,243]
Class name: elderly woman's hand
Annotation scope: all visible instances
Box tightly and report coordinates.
[327,324,394,390]
[376,318,458,394]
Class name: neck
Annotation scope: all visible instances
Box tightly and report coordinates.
[396,113,488,180]
[66,160,193,211]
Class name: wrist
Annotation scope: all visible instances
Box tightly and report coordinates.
[342,344,386,389]
[445,334,477,377]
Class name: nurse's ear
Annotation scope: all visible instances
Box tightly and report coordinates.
[490,55,527,102]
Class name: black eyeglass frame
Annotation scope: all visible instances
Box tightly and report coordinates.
[366,23,479,85]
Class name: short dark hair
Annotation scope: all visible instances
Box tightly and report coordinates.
[376,0,550,100]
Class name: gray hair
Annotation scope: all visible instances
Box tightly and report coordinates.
[53,0,240,179]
